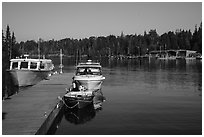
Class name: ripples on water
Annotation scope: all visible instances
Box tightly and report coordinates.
[51,58,202,135]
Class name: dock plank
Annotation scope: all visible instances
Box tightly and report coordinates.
[2,73,73,135]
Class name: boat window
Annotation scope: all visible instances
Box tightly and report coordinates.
[20,62,28,69]
[89,68,100,73]
[76,68,86,75]
[76,67,101,75]
[30,62,37,69]
[78,68,86,72]
[89,67,101,75]
[40,62,45,69]
[12,62,18,69]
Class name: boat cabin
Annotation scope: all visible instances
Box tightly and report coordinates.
[76,60,102,75]
[10,58,54,71]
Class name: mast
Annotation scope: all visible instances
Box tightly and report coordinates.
[38,39,41,59]
[76,49,78,66]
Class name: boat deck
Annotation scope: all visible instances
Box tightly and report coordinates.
[2,72,73,135]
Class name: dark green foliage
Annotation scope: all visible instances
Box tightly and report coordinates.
[2,23,203,59]
[2,25,20,99]
[15,24,202,58]
[191,23,202,53]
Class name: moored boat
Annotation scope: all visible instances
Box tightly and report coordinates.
[73,60,105,90]
[8,55,54,86]
[63,86,94,109]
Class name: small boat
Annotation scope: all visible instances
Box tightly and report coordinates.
[62,89,105,124]
[63,87,94,109]
[73,60,105,90]
[8,55,54,86]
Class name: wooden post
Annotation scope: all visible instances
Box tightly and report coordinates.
[59,49,63,74]
[38,39,41,59]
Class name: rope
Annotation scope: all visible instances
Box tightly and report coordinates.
[61,98,79,109]
[61,97,93,109]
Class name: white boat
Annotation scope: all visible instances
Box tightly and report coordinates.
[8,55,54,86]
[73,60,105,90]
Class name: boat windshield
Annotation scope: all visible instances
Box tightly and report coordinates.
[30,62,37,69]
[12,62,18,69]
[76,67,101,75]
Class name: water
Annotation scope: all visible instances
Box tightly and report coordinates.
[50,57,202,135]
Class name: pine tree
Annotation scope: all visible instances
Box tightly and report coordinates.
[2,30,5,51]
[11,32,18,58]
[2,30,6,99]
[191,23,201,53]
[197,22,202,53]
[6,25,12,60]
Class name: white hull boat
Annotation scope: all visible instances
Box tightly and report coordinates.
[9,69,51,86]
[8,55,54,87]
[73,60,105,90]
[74,75,105,90]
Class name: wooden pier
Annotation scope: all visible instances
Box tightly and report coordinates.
[2,72,74,135]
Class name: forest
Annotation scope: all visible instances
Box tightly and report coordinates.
[2,23,202,63]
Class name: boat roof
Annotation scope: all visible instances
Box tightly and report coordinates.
[10,58,52,62]
[77,64,102,68]
[76,60,101,68]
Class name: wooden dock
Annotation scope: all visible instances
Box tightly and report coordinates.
[2,72,74,135]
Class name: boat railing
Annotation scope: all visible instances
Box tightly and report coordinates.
[78,60,100,65]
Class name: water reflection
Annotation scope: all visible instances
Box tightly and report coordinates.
[101,57,202,72]
[103,58,201,96]
[93,90,106,111]
[52,57,201,135]
[64,104,96,124]
[50,56,201,76]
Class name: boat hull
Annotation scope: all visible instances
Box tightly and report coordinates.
[77,80,103,90]
[63,96,94,109]
[8,69,50,86]
[74,75,105,90]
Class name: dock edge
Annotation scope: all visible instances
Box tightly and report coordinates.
[35,99,64,135]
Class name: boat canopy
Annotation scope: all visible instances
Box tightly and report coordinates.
[76,67,102,75]
[75,60,102,75]
[77,60,101,68]
[9,58,54,71]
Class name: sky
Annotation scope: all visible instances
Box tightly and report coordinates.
[2,2,202,42]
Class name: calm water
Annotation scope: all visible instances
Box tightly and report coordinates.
[50,57,202,135]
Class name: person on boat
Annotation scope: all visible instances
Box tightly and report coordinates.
[67,81,87,93]
[73,81,80,91]
[87,68,93,75]
[83,68,88,75]
[68,80,80,92]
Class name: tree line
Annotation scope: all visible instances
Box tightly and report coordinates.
[2,25,18,98]
[2,23,202,64]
